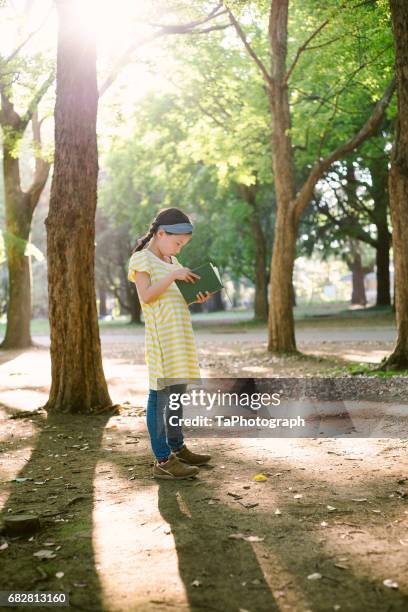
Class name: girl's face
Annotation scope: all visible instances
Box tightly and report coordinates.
[155,230,192,256]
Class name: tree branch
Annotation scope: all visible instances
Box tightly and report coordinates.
[99,4,228,97]
[224,4,274,90]
[21,70,55,130]
[4,6,53,64]
[24,110,51,213]
[293,78,396,223]
[285,19,329,84]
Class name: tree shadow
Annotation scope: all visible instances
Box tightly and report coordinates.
[1,401,408,612]
[154,451,408,612]
[0,408,111,612]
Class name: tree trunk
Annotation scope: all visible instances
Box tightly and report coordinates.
[369,154,391,306]
[383,0,408,368]
[238,183,268,321]
[376,225,391,307]
[350,254,367,306]
[252,217,268,321]
[1,145,33,348]
[45,0,111,412]
[98,287,107,317]
[266,1,298,352]
[0,105,50,349]
[268,206,298,352]
[126,283,141,324]
[206,290,225,313]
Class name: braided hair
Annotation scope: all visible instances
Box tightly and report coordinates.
[131,207,192,254]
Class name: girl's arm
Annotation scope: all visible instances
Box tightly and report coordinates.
[133,267,200,304]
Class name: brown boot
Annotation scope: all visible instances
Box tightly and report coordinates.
[153,454,199,480]
[174,444,211,466]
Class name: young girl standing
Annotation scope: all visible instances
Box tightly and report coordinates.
[128,207,212,479]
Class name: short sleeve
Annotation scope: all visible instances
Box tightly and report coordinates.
[128,250,150,282]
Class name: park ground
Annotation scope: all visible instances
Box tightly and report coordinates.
[0,305,408,612]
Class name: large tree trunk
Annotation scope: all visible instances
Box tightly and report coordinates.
[45,0,111,412]
[268,207,298,352]
[383,0,408,368]
[267,0,298,353]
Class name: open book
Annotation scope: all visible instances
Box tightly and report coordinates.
[175,261,225,306]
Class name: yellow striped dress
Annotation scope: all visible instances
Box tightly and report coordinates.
[128,248,201,390]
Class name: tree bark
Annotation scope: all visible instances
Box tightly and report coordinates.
[382,0,408,368]
[45,0,111,412]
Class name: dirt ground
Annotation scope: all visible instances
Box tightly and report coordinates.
[0,321,408,612]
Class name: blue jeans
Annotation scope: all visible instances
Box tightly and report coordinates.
[146,384,187,460]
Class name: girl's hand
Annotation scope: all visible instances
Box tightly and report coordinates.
[172,267,201,283]
[194,291,214,304]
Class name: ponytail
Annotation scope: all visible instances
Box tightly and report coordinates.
[131,220,159,254]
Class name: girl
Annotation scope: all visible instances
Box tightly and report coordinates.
[128,207,213,479]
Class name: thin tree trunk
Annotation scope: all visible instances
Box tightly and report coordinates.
[0,97,51,349]
[376,225,391,306]
[349,248,367,306]
[370,154,391,306]
[252,217,268,321]
[383,0,408,368]
[45,0,111,412]
[1,146,33,348]
[98,287,107,317]
[207,290,225,312]
[238,183,268,321]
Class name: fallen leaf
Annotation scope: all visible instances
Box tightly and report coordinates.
[383,579,399,589]
[307,572,322,580]
[245,535,264,542]
[33,550,56,559]
[253,474,268,482]
[327,505,337,512]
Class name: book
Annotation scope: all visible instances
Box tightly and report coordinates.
[175,261,224,306]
